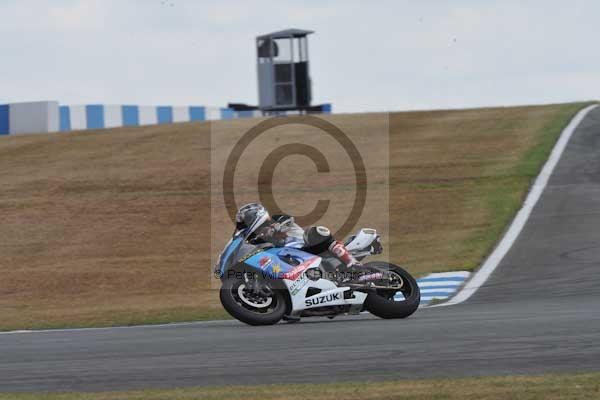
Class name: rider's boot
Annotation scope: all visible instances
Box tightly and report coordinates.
[329,241,383,284]
[329,240,360,268]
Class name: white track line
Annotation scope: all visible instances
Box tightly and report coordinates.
[0,319,236,335]
[436,104,599,307]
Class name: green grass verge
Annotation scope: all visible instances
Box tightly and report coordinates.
[3,372,600,399]
[0,308,232,332]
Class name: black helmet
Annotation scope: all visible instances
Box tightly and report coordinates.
[235,203,270,235]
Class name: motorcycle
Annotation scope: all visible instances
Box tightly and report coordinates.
[215,222,420,325]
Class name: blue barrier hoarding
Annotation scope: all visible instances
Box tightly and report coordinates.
[157,106,173,124]
[0,105,9,135]
[122,105,140,126]
[86,105,105,129]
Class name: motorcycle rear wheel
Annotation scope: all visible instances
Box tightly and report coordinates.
[363,262,420,319]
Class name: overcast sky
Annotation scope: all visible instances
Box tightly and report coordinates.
[1,0,599,112]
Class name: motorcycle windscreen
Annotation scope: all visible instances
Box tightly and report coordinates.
[217,236,244,276]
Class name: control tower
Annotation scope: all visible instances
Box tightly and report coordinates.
[256,29,314,113]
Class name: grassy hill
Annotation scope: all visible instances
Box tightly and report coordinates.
[0,102,590,330]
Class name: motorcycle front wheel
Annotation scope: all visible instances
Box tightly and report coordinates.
[363,262,420,319]
[219,271,287,326]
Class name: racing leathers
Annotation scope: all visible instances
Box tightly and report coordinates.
[255,214,360,268]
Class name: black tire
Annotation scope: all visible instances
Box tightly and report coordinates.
[219,272,287,326]
[363,262,420,319]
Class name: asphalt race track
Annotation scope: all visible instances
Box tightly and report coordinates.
[2,108,600,393]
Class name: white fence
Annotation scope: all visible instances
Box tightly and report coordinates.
[0,101,332,135]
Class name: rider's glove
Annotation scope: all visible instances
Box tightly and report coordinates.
[257,223,288,246]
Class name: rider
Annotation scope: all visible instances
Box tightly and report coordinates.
[235,202,361,271]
